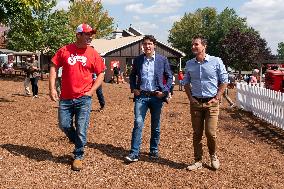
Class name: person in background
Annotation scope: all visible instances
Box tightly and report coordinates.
[3,60,14,74]
[178,70,184,91]
[23,58,32,95]
[222,71,235,108]
[49,23,105,171]
[170,74,175,97]
[119,71,125,84]
[30,54,40,98]
[249,69,259,86]
[113,65,120,84]
[125,35,172,162]
[93,73,105,112]
[183,35,228,171]
[96,85,105,112]
[56,67,63,96]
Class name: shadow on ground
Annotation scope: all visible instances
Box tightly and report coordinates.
[221,107,284,154]
[0,144,72,165]
[0,97,15,102]
[0,76,25,82]
[87,142,188,170]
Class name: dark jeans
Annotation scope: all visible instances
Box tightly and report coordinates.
[170,85,174,95]
[30,77,39,96]
[96,85,105,108]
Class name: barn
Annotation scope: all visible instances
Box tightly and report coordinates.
[90,26,185,82]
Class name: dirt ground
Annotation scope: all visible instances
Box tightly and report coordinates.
[0,76,284,189]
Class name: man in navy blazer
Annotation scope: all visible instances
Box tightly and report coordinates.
[125,35,173,162]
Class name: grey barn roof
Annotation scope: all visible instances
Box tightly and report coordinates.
[90,36,185,57]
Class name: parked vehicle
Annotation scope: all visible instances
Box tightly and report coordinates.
[264,64,284,92]
[0,53,8,67]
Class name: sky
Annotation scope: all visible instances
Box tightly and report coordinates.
[55,0,284,54]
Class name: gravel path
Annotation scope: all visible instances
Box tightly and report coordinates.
[0,77,283,189]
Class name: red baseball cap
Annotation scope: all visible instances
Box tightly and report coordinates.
[76,23,96,34]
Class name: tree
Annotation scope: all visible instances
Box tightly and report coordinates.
[277,42,284,59]
[68,0,114,38]
[44,10,75,55]
[3,0,114,55]
[168,7,250,65]
[0,0,41,24]
[168,7,217,62]
[219,27,272,71]
[6,0,58,52]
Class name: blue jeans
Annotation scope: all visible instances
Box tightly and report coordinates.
[96,85,105,108]
[130,94,164,156]
[58,95,92,160]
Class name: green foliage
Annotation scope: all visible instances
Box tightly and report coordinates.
[0,0,42,24]
[68,0,114,39]
[277,42,284,59]
[44,10,75,56]
[219,27,272,71]
[6,0,58,53]
[168,7,252,66]
[2,0,114,56]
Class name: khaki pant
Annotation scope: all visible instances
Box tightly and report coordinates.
[190,101,219,161]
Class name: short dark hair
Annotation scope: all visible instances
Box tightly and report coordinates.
[142,35,156,44]
[192,35,207,46]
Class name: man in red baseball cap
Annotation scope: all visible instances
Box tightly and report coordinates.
[75,23,97,34]
[49,23,105,171]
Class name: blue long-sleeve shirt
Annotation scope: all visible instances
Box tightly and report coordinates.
[140,54,156,91]
[183,54,228,98]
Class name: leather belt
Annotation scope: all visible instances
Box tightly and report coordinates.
[141,90,157,96]
[193,96,214,103]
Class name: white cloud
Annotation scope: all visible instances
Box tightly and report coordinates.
[125,0,185,14]
[133,16,140,21]
[102,0,139,5]
[132,21,159,34]
[240,0,284,54]
[161,15,181,23]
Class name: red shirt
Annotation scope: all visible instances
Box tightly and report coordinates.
[178,72,184,80]
[52,43,105,99]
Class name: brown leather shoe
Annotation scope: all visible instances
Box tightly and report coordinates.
[72,159,83,171]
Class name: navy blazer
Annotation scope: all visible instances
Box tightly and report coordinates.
[129,53,173,95]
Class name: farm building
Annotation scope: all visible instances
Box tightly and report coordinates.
[90,26,185,82]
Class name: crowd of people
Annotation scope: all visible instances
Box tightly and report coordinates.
[4,23,261,172]
[45,23,233,172]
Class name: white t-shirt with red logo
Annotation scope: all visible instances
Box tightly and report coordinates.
[52,43,105,100]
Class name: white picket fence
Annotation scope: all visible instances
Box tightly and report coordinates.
[236,82,284,130]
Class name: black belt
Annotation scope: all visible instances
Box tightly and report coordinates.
[141,90,157,96]
[193,96,214,103]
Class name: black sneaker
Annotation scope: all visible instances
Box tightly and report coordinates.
[98,107,104,112]
[125,154,139,162]
[149,151,159,160]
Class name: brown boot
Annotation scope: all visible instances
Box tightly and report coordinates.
[72,159,83,171]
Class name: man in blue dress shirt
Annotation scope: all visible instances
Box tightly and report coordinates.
[183,35,228,171]
[125,35,172,162]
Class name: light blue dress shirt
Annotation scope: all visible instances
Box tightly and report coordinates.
[183,54,228,98]
[140,53,156,92]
